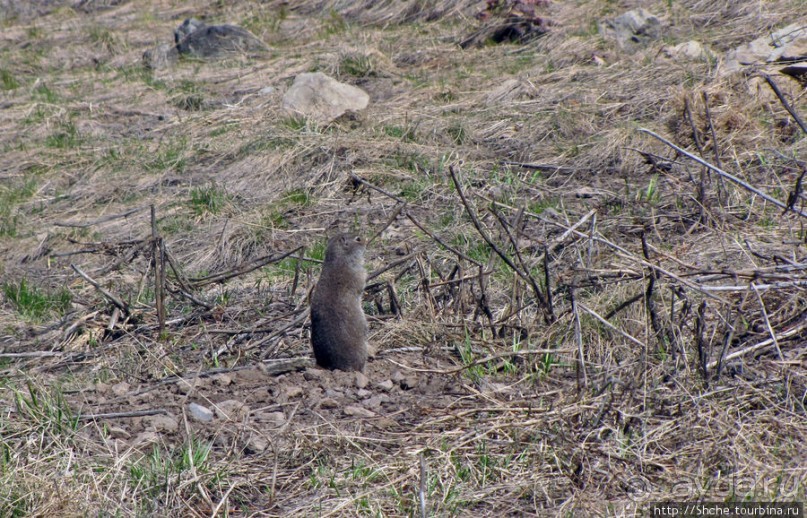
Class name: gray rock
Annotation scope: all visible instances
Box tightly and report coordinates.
[376,379,395,391]
[188,402,214,422]
[303,368,325,381]
[281,72,370,124]
[600,9,661,51]
[354,372,369,389]
[175,18,268,58]
[284,385,304,398]
[724,24,807,74]
[142,17,267,69]
[660,41,710,62]
[174,17,205,43]
[400,375,419,390]
[361,395,385,410]
[344,405,375,418]
[318,397,339,409]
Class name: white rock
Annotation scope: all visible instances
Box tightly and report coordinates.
[724,24,807,74]
[188,402,214,422]
[344,405,375,418]
[282,72,369,124]
[354,372,369,389]
[661,41,709,61]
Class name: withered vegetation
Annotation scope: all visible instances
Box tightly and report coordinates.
[0,0,805,515]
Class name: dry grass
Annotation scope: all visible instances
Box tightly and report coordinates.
[1,0,806,515]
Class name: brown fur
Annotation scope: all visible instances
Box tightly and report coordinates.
[310,233,368,371]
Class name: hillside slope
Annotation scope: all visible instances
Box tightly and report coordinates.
[1,0,805,515]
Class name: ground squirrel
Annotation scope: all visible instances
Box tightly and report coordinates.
[310,233,368,372]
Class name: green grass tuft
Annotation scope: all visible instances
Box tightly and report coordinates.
[189,182,232,216]
[2,279,71,321]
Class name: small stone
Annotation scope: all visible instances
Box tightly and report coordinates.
[344,405,375,418]
[390,371,405,383]
[324,388,344,399]
[372,417,398,430]
[285,385,304,398]
[259,86,276,95]
[108,426,130,440]
[110,382,130,398]
[354,372,369,389]
[304,368,325,381]
[661,41,708,61]
[245,435,268,454]
[361,395,384,410]
[94,382,110,395]
[318,397,339,409]
[146,415,179,433]
[376,379,395,391]
[214,400,250,421]
[400,375,419,390]
[356,388,371,398]
[188,402,214,422]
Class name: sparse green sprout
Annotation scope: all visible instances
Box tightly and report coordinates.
[0,69,19,90]
[173,93,205,111]
[88,24,123,53]
[383,124,417,142]
[263,256,300,281]
[159,214,195,235]
[189,182,231,216]
[33,83,59,103]
[446,122,469,145]
[145,138,188,173]
[0,174,38,237]
[44,121,81,149]
[400,180,428,201]
[322,9,347,35]
[636,175,660,204]
[2,279,71,321]
[242,5,288,34]
[12,382,79,435]
[129,437,214,499]
[309,240,327,262]
[281,114,315,132]
[283,188,312,206]
[339,52,375,77]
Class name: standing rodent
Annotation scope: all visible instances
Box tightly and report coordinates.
[310,233,368,372]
